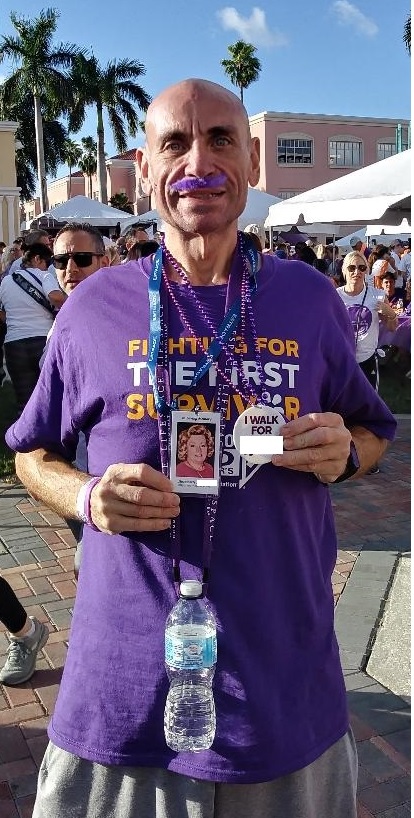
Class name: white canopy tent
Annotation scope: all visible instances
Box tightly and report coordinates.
[238,187,282,229]
[336,223,411,250]
[120,209,160,235]
[265,150,411,230]
[30,196,135,228]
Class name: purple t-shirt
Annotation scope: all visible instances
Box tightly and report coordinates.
[7,253,396,783]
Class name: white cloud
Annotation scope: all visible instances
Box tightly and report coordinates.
[331,1,378,37]
[216,6,288,48]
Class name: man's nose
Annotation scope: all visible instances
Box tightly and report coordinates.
[184,140,215,178]
[65,256,79,273]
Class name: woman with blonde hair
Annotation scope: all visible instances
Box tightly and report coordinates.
[175,424,215,478]
[336,250,397,391]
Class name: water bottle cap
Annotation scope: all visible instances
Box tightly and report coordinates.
[179,580,203,599]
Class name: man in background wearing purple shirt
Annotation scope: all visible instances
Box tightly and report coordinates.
[7,79,395,818]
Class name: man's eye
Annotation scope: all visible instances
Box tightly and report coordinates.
[165,142,183,152]
[215,136,231,147]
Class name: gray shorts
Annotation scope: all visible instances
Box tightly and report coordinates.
[32,729,357,818]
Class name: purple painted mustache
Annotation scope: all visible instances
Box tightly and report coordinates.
[169,173,228,193]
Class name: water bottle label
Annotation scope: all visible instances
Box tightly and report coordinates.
[165,625,217,669]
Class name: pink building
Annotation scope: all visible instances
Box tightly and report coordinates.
[249,112,410,199]
[23,113,409,225]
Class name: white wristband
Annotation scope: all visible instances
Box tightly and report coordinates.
[76,477,101,527]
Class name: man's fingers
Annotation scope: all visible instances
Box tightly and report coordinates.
[107,483,180,511]
[103,462,176,493]
[94,494,180,520]
[272,444,344,472]
[96,513,174,535]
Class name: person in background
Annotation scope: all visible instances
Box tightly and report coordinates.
[336,251,397,477]
[293,240,317,266]
[399,240,411,283]
[0,243,63,415]
[126,240,160,261]
[7,78,395,818]
[123,227,150,258]
[106,244,122,266]
[1,245,20,277]
[367,244,395,288]
[7,230,51,277]
[0,241,5,257]
[378,270,406,310]
[388,239,406,299]
[349,235,370,260]
[274,241,288,259]
[242,231,262,252]
[0,577,49,685]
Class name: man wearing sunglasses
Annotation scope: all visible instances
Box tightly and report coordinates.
[51,223,109,293]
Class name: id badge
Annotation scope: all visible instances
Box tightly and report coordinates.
[170,411,221,496]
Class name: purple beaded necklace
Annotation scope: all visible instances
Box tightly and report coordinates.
[161,234,269,405]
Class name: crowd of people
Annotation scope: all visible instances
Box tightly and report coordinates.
[0,77,407,817]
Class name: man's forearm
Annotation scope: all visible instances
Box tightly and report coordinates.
[15,449,89,520]
[350,425,388,477]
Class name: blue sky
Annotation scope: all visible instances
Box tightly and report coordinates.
[0,0,411,182]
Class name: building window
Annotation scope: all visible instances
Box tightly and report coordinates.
[329,140,362,167]
[277,138,313,165]
[377,142,396,161]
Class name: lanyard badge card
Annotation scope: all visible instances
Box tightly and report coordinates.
[170,410,221,496]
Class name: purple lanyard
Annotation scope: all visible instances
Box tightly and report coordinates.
[155,252,247,596]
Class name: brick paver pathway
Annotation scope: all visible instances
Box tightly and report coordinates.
[0,417,410,817]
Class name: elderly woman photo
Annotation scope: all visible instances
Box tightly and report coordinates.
[175,424,215,478]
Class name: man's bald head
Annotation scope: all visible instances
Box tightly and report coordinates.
[138,77,260,238]
[145,79,251,145]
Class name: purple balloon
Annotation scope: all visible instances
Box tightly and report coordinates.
[169,173,228,192]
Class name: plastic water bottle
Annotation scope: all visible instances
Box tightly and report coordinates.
[164,580,217,752]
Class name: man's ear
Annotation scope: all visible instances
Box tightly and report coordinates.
[248,136,260,187]
[136,147,153,195]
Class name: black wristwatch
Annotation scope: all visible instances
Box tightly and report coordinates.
[334,440,360,483]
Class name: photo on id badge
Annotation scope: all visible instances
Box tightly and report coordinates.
[170,411,221,495]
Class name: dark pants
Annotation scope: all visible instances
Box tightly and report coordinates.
[4,336,46,416]
[0,577,27,633]
[359,353,378,391]
[65,518,83,578]
[0,320,6,375]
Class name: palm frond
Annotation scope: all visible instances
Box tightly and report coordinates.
[107,106,127,154]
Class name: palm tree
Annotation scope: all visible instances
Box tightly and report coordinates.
[109,193,134,213]
[78,136,97,199]
[403,14,411,54]
[0,8,80,212]
[63,139,83,197]
[221,41,261,104]
[0,85,68,201]
[68,54,151,204]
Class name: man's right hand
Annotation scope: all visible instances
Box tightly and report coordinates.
[89,464,180,534]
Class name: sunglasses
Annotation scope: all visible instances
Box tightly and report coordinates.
[347,264,367,272]
[52,252,104,269]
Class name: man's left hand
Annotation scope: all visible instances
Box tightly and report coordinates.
[272,412,351,483]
